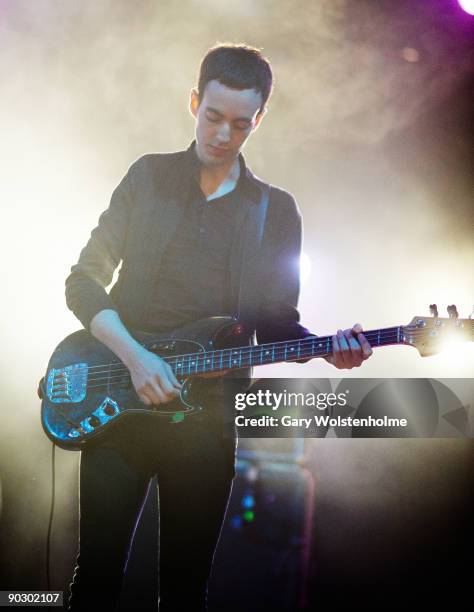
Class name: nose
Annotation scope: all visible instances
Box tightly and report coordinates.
[216,122,231,144]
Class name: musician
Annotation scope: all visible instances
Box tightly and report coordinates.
[65,43,372,611]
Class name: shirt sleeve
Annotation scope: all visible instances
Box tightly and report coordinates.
[65,168,134,330]
[255,188,315,362]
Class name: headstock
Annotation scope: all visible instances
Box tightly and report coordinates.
[402,304,474,357]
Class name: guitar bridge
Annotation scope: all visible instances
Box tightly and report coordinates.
[46,363,88,403]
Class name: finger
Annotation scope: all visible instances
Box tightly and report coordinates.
[331,332,345,369]
[166,363,183,388]
[139,394,151,406]
[337,329,353,369]
[357,332,373,359]
[344,328,363,367]
[351,323,372,360]
[146,382,167,405]
[158,376,180,399]
[156,372,174,394]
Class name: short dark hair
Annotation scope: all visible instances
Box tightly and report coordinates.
[197,43,273,113]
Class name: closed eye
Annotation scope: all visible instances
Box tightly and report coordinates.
[206,110,221,123]
[205,109,252,131]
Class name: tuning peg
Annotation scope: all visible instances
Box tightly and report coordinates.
[447,304,458,319]
[429,304,438,317]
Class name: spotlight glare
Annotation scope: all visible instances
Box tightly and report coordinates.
[458,0,474,15]
[300,252,311,285]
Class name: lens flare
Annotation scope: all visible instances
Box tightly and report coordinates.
[300,252,311,285]
[458,0,474,15]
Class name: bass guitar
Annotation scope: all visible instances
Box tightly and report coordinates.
[38,305,473,450]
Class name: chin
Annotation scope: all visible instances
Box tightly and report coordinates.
[202,151,228,168]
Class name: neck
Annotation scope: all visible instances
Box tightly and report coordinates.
[200,158,240,198]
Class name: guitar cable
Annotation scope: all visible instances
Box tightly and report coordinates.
[38,376,56,591]
[46,441,56,591]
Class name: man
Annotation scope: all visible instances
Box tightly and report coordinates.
[65,44,372,611]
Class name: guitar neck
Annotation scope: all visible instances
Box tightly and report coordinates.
[164,326,403,377]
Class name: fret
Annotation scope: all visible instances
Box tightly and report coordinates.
[284,343,287,360]
[271,344,275,362]
[287,342,296,358]
[203,354,212,372]
[231,350,240,368]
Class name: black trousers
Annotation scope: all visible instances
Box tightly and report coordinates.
[67,380,237,611]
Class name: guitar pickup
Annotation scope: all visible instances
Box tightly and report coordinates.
[149,341,176,352]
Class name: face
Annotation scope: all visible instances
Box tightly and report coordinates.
[190,79,265,168]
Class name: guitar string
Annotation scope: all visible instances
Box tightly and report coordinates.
[64,327,470,389]
[82,323,470,380]
[79,327,404,375]
[84,336,405,391]
[83,332,404,390]
[79,329,403,380]
[76,323,472,376]
[50,324,472,391]
[80,321,473,376]
[59,328,470,388]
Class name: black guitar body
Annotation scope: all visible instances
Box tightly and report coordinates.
[40,316,248,450]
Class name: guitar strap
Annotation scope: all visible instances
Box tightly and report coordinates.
[235,184,270,336]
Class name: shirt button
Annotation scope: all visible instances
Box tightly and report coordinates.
[200,228,205,233]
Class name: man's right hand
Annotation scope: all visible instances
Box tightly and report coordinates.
[126,346,183,406]
[88,309,183,406]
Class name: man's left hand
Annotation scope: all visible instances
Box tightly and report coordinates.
[325,323,372,369]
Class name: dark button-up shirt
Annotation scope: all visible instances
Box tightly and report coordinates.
[146,151,245,332]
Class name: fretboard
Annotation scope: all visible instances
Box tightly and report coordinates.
[163,326,403,376]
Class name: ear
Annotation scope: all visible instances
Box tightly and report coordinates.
[252,107,267,132]
[189,88,200,118]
